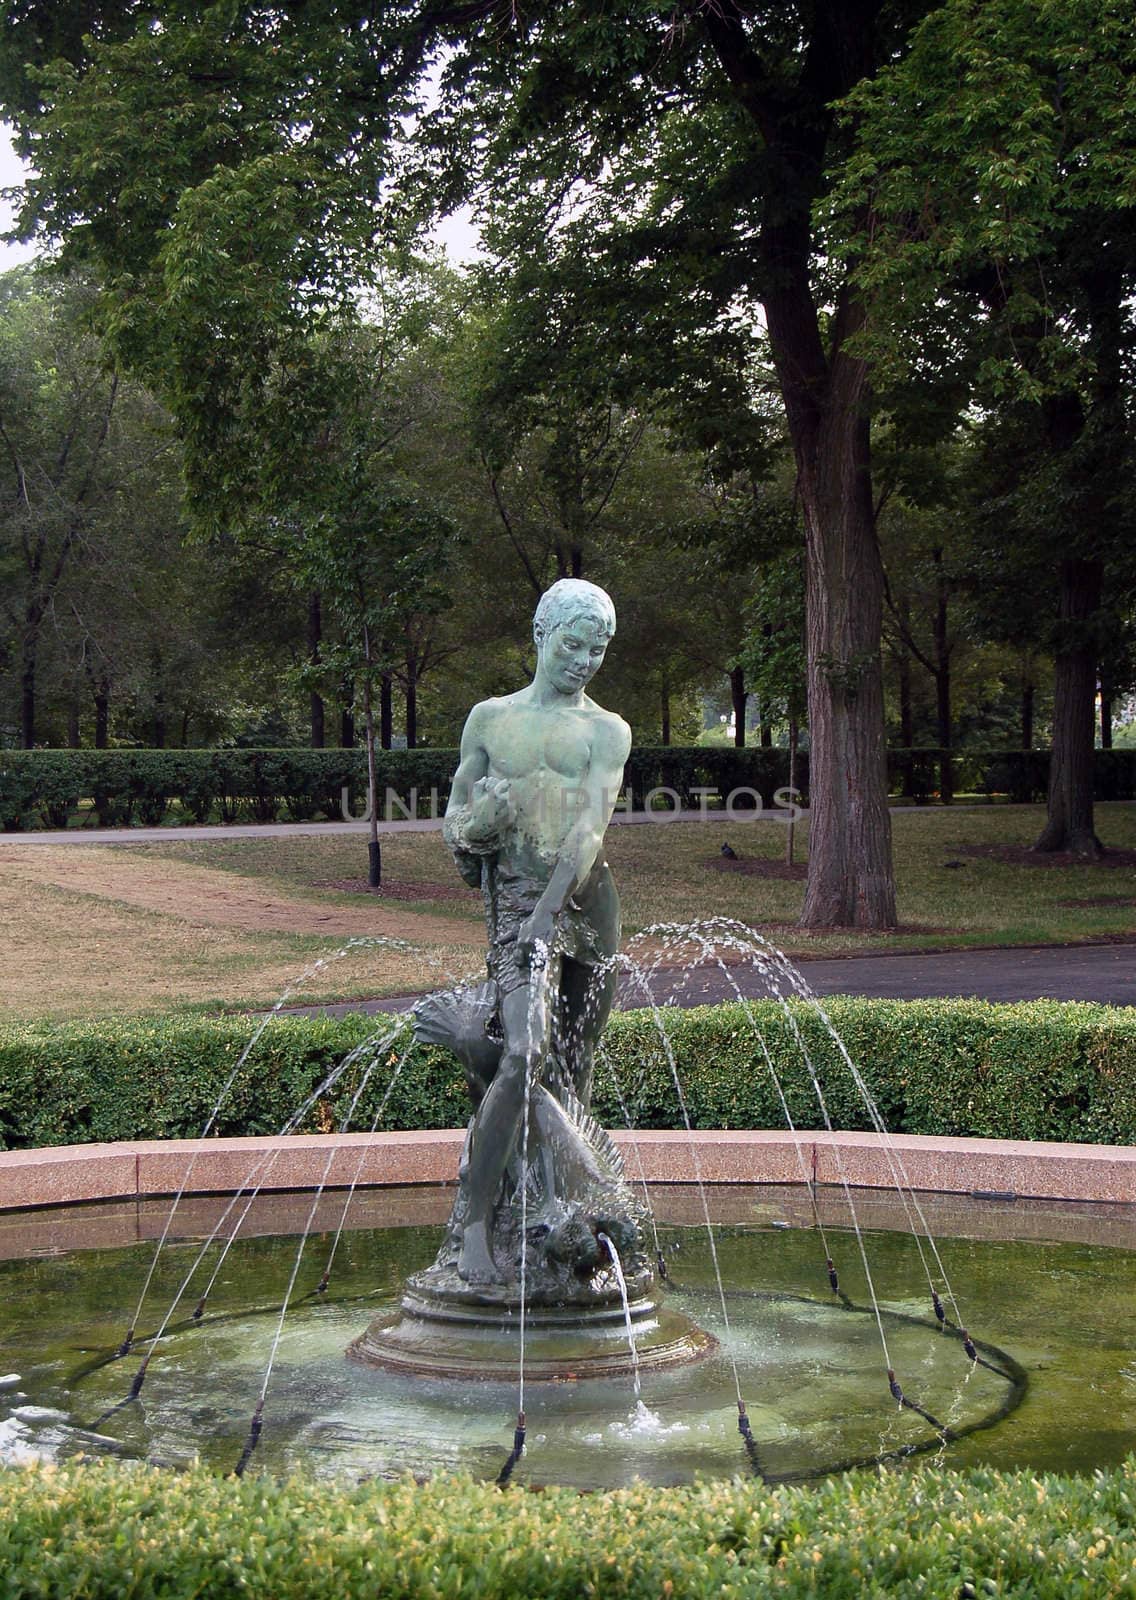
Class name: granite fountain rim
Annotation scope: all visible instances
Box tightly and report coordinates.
[0,1127,1132,1213]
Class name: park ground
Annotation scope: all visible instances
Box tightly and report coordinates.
[3,802,1134,1023]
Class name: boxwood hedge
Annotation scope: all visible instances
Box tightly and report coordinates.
[5,745,1134,830]
[1,997,1133,1151]
[0,1458,1133,1599]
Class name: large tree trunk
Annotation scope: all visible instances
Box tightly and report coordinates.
[702,0,895,928]
[94,678,109,749]
[1034,558,1103,855]
[794,350,895,928]
[931,548,953,804]
[729,665,747,748]
[307,590,325,749]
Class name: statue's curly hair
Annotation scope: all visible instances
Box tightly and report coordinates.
[532,578,616,643]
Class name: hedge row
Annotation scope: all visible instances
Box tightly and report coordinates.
[0,1459,1133,1599]
[0,748,451,831]
[0,746,803,831]
[890,745,1136,803]
[2,997,1133,1151]
[4,744,1133,831]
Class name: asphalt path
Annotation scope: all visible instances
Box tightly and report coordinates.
[0,808,797,845]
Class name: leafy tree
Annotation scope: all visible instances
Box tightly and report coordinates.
[831,0,1136,853]
[0,0,924,926]
[300,473,455,882]
[0,266,227,747]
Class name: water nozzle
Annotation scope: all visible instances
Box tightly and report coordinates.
[234,1400,265,1478]
[496,1410,526,1488]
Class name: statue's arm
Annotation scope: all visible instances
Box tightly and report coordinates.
[522,713,631,948]
[443,704,512,875]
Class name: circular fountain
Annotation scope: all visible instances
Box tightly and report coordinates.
[349,1275,715,1382]
[2,576,1092,1485]
[0,1195,1056,1488]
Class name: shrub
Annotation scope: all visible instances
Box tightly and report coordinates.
[4,744,1135,829]
[0,1459,1133,1599]
[0,748,457,832]
[1,997,1133,1150]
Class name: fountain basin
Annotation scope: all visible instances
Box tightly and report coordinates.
[2,1184,1130,1487]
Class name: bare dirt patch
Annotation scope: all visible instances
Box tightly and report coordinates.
[956,844,1136,870]
[0,846,482,945]
[705,855,807,881]
[0,844,484,1017]
[315,877,480,902]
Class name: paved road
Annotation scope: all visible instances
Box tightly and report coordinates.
[287,940,1136,1017]
[0,799,995,847]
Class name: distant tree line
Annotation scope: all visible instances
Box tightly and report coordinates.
[2,0,1135,922]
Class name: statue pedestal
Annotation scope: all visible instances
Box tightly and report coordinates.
[348,1269,715,1381]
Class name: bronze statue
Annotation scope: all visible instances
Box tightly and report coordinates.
[412,579,648,1298]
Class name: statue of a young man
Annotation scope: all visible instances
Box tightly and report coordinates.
[426,578,632,1286]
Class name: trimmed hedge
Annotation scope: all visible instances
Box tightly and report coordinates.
[2,997,1134,1151]
[888,746,1136,803]
[7,743,1132,830]
[0,1459,1134,1598]
[0,748,456,831]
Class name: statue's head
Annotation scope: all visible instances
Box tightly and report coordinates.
[532,579,616,646]
[532,579,616,696]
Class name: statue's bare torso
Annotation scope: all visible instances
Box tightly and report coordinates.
[464,689,626,888]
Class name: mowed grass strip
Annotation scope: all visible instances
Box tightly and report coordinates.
[3,803,1134,1020]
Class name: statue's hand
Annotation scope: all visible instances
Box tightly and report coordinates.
[453,849,483,888]
[463,776,515,847]
[515,909,556,970]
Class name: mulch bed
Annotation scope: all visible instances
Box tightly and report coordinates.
[706,855,807,881]
[954,844,1136,870]
[1056,895,1136,909]
[316,877,480,901]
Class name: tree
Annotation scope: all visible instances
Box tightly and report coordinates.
[831,0,1136,852]
[0,270,119,744]
[0,267,228,748]
[300,474,455,883]
[1,0,931,926]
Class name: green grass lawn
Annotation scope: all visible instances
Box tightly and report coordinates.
[3,803,1132,1020]
[138,799,1136,954]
